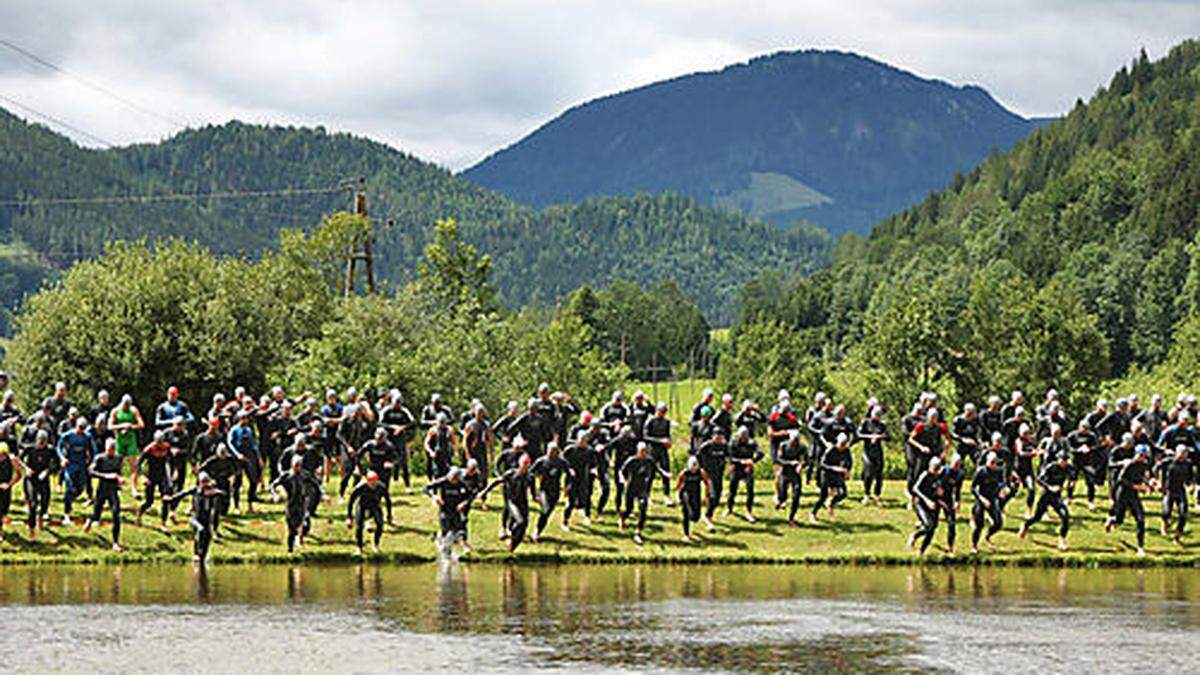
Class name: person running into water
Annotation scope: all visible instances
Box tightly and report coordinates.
[676,455,709,543]
[620,442,670,544]
[695,430,728,530]
[1105,446,1154,556]
[530,442,570,541]
[811,432,851,522]
[136,431,175,527]
[1155,445,1193,545]
[1019,449,1072,551]
[83,438,124,551]
[425,467,473,557]
[270,456,321,553]
[346,470,387,556]
[857,406,889,506]
[908,457,946,556]
[970,451,1008,553]
[478,453,534,553]
[165,472,224,565]
[776,431,806,526]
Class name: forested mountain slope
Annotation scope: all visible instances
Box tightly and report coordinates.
[464,50,1046,235]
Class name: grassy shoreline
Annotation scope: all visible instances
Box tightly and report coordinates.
[0,478,1196,568]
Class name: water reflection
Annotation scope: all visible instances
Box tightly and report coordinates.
[0,564,1197,672]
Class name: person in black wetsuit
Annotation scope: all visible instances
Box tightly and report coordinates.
[136,431,175,527]
[768,399,801,501]
[1156,445,1193,545]
[424,413,458,480]
[165,472,224,565]
[811,432,851,522]
[1107,433,1137,502]
[1019,449,1072,550]
[1013,423,1039,513]
[197,445,240,539]
[562,433,599,528]
[1066,419,1103,509]
[609,426,638,514]
[531,442,570,541]
[643,403,673,505]
[970,451,1008,553]
[346,470,387,555]
[619,442,669,544]
[1105,445,1153,556]
[479,453,534,552]
[857,406,889,505]
[379,390,416,491]
[270,455,321,553]
[696,431,727,527]
[425,467,473,556]
[939,454,965,553]
[776,430,806,526]
[83,438,124,551]
[462,405,492,479]
[164,415,191,495]
[0,442,23,542]
[20,427,54,539]
[951,404,982,467]
[675,455,709,542]
[358,428,399,523]
[908,457,946,556]
[726,426,763,523]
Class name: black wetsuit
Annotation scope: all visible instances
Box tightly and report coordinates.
[951,414,982,465]
[777,438,806,521]
[643,415,672,498]
[911,470,944,554]
[1156,455,1193,535]
[358,438,398,520]
[857,418,889,498]
[380,404,416,487]
[678,466,705,536]
[620,455,665,532]
[347,480,387,549]
[971,465,1006,547]
[166,485,224,562]
[137,442,175,522]
[462,418,491,478]
[812,444,850,515]
[270,469,321,552]
[609,434,638,510]
[696,438,728,519]
[563,442,598,523]
[1066,429,1103,502]
[940,465,964,549]
[531,454,569,534]
[1110,459,1150,548]
[197,455,240,535]
[727,438,763,513]
[21,442,55,528]
[0,453,15,523]
[89,453,124,545]
[1025,462,1070,537]
[424,475,473,543]
[482,469,533,550]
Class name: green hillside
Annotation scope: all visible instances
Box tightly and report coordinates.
[0,114,830,323]
[723,42,1200,409]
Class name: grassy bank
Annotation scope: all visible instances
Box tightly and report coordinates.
[0,477,1196,567]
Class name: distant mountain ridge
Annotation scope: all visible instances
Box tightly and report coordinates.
[0,112,829,323]
[463,49,1050,235]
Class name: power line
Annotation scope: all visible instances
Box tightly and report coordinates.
[0,92,114,146]
[0,185,345,208]
[0,36,184,129]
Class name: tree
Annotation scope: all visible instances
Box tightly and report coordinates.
[716,321,828,408]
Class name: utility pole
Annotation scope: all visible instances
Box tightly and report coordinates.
[343,177,376,297]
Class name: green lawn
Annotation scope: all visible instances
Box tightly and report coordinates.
[625,377,714,425]
[0,475,1195,567]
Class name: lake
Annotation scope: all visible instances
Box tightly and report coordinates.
[0,563,1197,673]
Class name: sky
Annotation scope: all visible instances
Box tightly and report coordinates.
[1,1,1199,171]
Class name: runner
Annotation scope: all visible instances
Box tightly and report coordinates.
[346,470,387,555]
[83,438,124,551]
[676,456,709,542]
[108,395,145,497]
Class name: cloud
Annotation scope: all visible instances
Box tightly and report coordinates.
[1,0,1199,169]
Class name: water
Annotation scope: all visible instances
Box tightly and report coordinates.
[0,564,1197,673]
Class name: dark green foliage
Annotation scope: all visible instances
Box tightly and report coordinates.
[722,41,1200,408]
[464,50,1045,235]
[0,113,830,324]
[564,279,710,377]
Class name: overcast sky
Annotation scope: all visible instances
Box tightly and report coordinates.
[2,1,1199,170]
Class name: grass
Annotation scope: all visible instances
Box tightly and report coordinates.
[625,377,714,426]
[0,475,1196,567]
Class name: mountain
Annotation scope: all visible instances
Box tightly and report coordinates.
[0,112,830,324]
[729,42,1200,404]
[462,49,1048,235]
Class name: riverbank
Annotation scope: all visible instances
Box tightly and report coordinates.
[1,479,1196,567]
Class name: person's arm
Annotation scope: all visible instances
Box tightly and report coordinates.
[970,471,990,508]
[133,407,145,431]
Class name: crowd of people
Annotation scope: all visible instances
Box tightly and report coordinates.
[0,372,1195,564]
